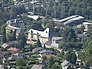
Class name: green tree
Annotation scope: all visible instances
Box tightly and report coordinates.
[64,51,77,64]
[59,41,66,49]
[45,22,55,29]
[17,33,26,49]
[0,58,3,64]
[1,24,7,43]
[16,58,27,66]
[12,29,16,40]
[52,62,62,69]
[62,27,77,42]
[48,56,54,68]
[36,39,42,47]
[31,23,44,31]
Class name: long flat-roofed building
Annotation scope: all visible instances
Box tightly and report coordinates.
[53,15,84,26]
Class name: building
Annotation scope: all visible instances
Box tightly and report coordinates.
[27,28,50,44]
[53,15,84,26]
[45,37,63,49]
[61,60,73,69]
[6,25,22,35]
[27,28,63,49]
[28,15,45,20]
[31,64,44,69]
[6,18,24,30]
[7,47,19,53]
[6,18,24,37]
[1,43,9,49]
[83,22,92,34]
[63,15,84,26]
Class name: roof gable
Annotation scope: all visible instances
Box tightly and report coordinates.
[28,28,50,38]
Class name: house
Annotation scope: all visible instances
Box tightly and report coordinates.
[27,28,50,45]
[61,60,73,69]
[82,22,92,34]
[45,37,63,49]
[7,47,19,53]
[1,41,17,49]
[28,15,45,20]
[6,25,22,34]
[8,53,24,60]
[6,25,22,38]
[1,43,9,49]
[39,49,53,54]
[32,47,53,54]
[13,53,24,58]
[31,64,44,69]
[32,47,43,53]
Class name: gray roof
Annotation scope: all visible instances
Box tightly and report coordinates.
[32,47,43,53]
[6,18,23,25]
[31,64,44,69]
[39,49,53,54]
[45,41,52,46]
[61,60,72,67]
[8,41,18,45]
[52,37,63,41]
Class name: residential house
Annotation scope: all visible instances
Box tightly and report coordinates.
[39,49,53,54]
[8,53,24,60]
[61,60,73,69]
[31,64,44,69]
[32,47,53,54]
[82,22,92,34]
[32,47,43,53]
[7,47,19,53]
[1,43,9,49]
[28,15,45,20]
[1,41,17,49]
[6,25,22,34]
[45,37,63,49]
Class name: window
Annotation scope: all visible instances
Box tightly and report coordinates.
[46,31,47,33]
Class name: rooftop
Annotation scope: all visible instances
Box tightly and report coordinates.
[31,64,44,69]
[28,28,50,38]
[61,60,72,67]
[28,15,45,20]
[7,47,19,52]
[6,18,23,25]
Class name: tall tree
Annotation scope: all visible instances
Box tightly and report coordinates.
[1,24,7,43]
[52,62,62,69]
[48,56,54,68]
[36,39,42,47]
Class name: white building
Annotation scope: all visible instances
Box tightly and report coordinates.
[27,28,50,44]
[83,22,92,34]
[6,18,24,30]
